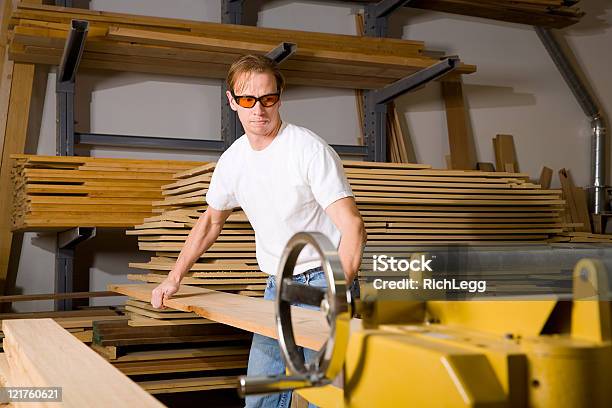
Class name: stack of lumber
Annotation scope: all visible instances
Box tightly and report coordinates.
[130,160,568,295]
[0,306,127,347]
[92,318,250,395]
[1,318,165,407]
[109,283,328,351]
[106,283,327,397]
[127,162,267,298]
[125,298,212,327]
[7,3,476,90]
[349,161,567,244]
[10,154,206,231]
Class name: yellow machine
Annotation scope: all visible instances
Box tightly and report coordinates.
[240,233,612,407]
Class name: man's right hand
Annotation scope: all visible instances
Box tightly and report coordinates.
[151,277,180,309]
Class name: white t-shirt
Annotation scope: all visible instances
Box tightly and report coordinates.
[205,122,353,276]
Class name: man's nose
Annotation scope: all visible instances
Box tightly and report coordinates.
[252,100,265,113]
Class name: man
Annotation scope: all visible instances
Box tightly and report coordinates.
[151,54,366,408]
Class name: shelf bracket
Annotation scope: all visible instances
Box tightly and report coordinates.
[363,0,415,161]
[364,0,414,37]
[55,227,96,311]
[266,42,297,64]
[56,19,88,156]
[364,57,460,162]
[221,0,246,149]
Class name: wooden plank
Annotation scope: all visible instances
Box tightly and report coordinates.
[538,166,553,189]
[173,162,215,179]
[11,153,203,167]
[0,290,118,303]
[0,63,35,294]
[137,375,237,394]
[408,0,582,29]
[14,3,425,55]
[0,59,13,171]
[573,186,592,233]
[2,319,164,407]
[351,185,559,194]
[494,134,519,173]
[441,79,476,170]
[0,353,14,392]
[344,167,527,178]
[127,313,213,326]
[354,196,564,205]
[109,284,328,350]
[105,26,430,71]
[125,304,199,320]
[113,355,247,375]
[558,168,580,230]
[113,346,249,363]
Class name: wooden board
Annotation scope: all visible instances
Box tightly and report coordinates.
[442,78,476,170]
[127,313,213,327]
[538,166,553,189]
[138,375,237,394]
[7,4,477,90]
[494,134,519,173]
[125,304,199,319]
[408,0,583,29]
[2,318,164,407]
[0,63,35,294]
[113,355,247,375]
[109,284,328,350]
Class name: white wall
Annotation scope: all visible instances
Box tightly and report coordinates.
[13,0,612,310]
[393,2,612,185]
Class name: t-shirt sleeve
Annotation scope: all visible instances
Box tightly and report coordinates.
[306,145,354,210]
[205,154,239,211]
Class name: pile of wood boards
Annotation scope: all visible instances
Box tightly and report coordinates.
[348,161,568,244]
[109,283,328,351]
[129,160,568,295]
[105,283,326,397]
[7,3,476,90]
[127,163,267,298]
[104,282,328,395]
[10,154,205,231]
[0,318,165,407]
[91,319,251,395]
[0,307,127,346]
[407,0,584,28]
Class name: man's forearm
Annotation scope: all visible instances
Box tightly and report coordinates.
[167,214,220,283]
[337,223,367,283]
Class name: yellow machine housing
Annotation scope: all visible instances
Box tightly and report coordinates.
[297,258,612,407]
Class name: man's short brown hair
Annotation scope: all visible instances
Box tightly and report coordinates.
[226,54,285,94]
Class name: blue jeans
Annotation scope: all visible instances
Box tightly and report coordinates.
[245,267,359,408]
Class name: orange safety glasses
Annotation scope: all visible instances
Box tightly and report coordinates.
[231,92,280,109]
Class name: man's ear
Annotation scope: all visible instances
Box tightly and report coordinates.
[226,90,237,112]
